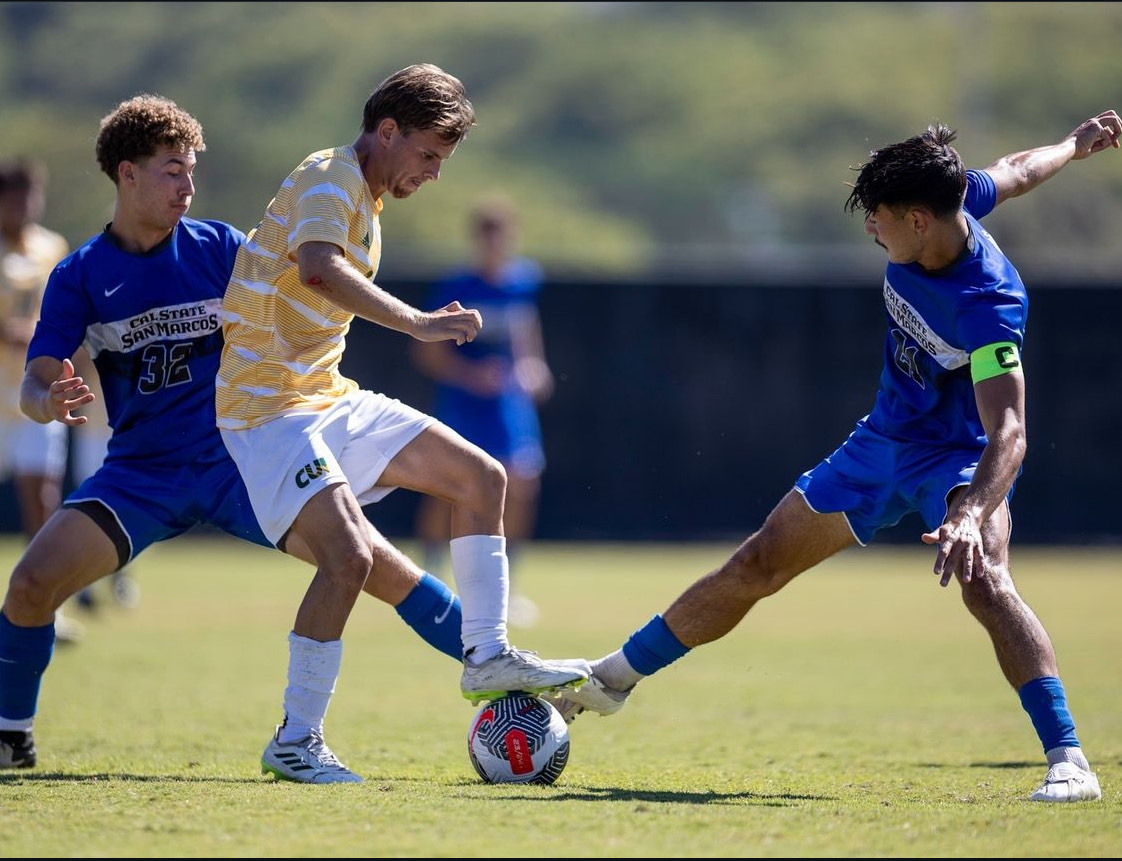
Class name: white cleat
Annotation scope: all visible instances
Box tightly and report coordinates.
[540,674,632,724]
[261,726,363,784]
[461,646,589,705]
[1030,762,1102,802]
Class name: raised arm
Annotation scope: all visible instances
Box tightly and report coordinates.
[984,109,1120,207]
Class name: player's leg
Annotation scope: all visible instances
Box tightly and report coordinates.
[547,490,856,721]
[0,507,118,769]
[8,419,83,640]
[378,421,588,703]
[952,491,1100,802]
[256,482,371,784]
[219,413,369,784]
[283,524,464,664]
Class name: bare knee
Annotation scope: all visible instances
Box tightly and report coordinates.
[722,539,788,601]
[451,451,507,513]
[321,547,376,596]
[960,563,1016,619]
[5,560,65,621]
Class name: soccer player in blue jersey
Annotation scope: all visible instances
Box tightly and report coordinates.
[411,196,554,626]
[546,109,1121,803]
[0,94,472,780]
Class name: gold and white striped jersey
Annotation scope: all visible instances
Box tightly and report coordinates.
[1,223,69,420]
[216,146,382,430]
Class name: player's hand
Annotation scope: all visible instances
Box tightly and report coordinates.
[921,513,986,588]
[45,357,94,426]
[1068,110,1121,159]
[415,301,482,346]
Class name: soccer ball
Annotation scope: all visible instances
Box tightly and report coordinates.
[467,692,570,785]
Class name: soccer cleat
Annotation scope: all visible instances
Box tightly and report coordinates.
[0,730,36,769]
[540,674,632,724]
[1030,762,1102,802]
[461,647,590,705]
[260,726,363,784]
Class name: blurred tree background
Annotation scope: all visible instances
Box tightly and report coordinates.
[2,1,1120,284]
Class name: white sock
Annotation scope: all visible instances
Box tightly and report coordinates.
[449,534,509,665]
[592,650,643,692]
[0,717,32,733]
[1046,746,1091,771]
[279,632,342,744]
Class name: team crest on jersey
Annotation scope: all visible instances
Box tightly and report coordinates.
[294,457,331,488]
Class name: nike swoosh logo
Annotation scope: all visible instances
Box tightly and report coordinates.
[433,596,454,625]
[0,656,17,664]
[105,282,125,297]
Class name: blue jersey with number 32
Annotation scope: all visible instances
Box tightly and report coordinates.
[27,218,245,466]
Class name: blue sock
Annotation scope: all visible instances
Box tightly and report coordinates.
[394,573,464,662]
[1018,675,1080,754]
[0,611,55,722]
[621,615,690,676]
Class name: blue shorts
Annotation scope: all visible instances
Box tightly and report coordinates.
[435,390,545,478]
[64,452,273,568]
[794,417,1014,545]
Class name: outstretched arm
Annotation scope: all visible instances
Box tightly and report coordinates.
[985,109,1120,207]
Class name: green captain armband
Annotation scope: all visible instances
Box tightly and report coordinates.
[970,341,1021,384]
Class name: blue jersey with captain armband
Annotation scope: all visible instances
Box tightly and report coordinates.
[866,169,1028,449]
[28,218,245,466]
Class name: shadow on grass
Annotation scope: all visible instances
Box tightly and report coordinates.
[479,785,833,806]
[0,771,266,784]
[915,761,1039,770]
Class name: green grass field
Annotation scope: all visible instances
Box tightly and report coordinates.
[0,535,1119,858]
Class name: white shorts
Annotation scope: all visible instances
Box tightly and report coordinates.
[0,415,67,480]
[220,390,435,544]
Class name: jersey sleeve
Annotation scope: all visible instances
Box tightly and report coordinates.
[954,287,1027,354]
[964,169,998,220]
[287,156,362,253]
[26,256,92,363]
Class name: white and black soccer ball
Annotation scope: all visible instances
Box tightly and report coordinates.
[467,692,570,785]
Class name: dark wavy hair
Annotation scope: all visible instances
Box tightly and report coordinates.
[361,63,476,144]
[95,94,205,183]
[845,124,966,219]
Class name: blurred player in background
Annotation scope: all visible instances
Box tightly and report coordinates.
[0,157,81,644]
[411,196,553,627]
[0,93,506,779]
[71,347,140,613]
[548,109,1122,804]
[217,63,587,785]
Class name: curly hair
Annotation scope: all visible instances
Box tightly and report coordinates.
[95,94,205,183]
[844,124,966,220]
[361,63,475,144]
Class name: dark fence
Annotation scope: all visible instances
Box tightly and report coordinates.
[3,279,1119,545]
